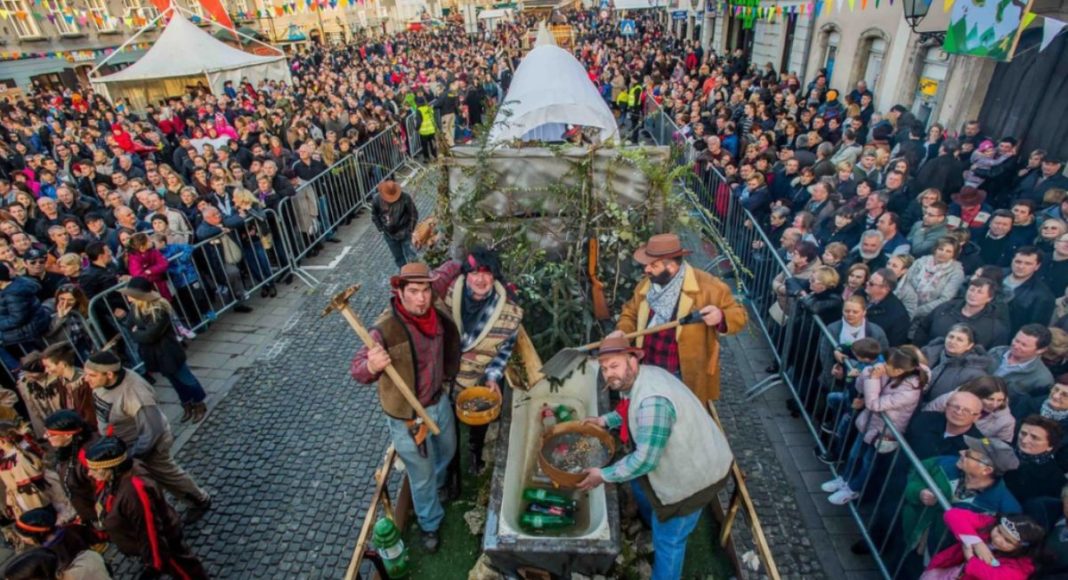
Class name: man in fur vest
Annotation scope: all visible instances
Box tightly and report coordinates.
[615,233,747,404]
[351,262,461,554]
[439,247,522,475]
[578,336,734,580]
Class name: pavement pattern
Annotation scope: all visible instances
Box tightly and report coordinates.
[98,168,859,579]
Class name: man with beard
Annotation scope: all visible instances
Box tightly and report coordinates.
[613,234,747,406]
[577,336,734,580]
[844,230,889,272]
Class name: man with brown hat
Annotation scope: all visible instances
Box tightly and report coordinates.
[351,262,460,553]
[613,233,747,405]
[81,350,212,523]
[371,179,420,267]
[578,335,734,580]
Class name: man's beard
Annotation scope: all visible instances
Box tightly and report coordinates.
[650,270,673,286]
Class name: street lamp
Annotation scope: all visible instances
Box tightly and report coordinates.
[902,0,932,32]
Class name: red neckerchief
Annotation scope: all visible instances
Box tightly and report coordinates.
[393,296,439,337]
[616,398,631,445]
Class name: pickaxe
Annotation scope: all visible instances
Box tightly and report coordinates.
[322,284,441,435]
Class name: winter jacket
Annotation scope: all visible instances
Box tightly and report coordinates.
[370,192,419,241]
[898,257,965,320]
[854,365,924,445]
[0,277,51,345]
[925,509,1034,580]
[866,294,911,347]
[817,319,889,388]
[921,340,996,401]
[913,153,965,199]
[125,248,173,301]
[158,244,199,289]
[987,345,1056,397]
[903,456,1020,553]
[1007,275,1055,335]
[124,307,185,375]
[925,390,1014,443]
[913,299,1010,350]
[906,221,950,257]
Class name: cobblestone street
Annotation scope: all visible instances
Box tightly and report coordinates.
[106,170,436,579]
[100,169,849,579]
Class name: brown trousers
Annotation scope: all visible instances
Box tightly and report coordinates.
[139,432,208,503]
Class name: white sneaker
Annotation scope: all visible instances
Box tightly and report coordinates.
[828,487,859,505]
[820,477,847,493]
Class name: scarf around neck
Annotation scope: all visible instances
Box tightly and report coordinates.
[1019,445,1056,466]
[647,263,686,326]
[1041,398,1068,422]
[393,296,439,337]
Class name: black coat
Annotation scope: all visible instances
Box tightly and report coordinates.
[905,411,984,461]
[913,153,965,199]
[920,341,994,401]
[125,308,185,374]
[913,299,1010,350]
[0,277,50,345]
[371,192,418,240]
[1008,276,1056,335]
[866,293,911,347]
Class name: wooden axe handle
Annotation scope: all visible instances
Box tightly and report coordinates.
[576,311,704,351]
[339,306,442,435]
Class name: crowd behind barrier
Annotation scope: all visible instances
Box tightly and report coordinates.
[649,105,1066,578]
[0,115,421,391]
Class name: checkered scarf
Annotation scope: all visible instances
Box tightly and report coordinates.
[646,263,686,326]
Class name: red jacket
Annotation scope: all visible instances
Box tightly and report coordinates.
[926,508,1035,580]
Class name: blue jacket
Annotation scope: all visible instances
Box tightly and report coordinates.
[159,244,199,289]
[0,277,51,345]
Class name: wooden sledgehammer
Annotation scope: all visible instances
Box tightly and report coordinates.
[322,284,441,435]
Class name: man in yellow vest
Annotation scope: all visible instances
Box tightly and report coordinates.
[439,247,523,474]
[613,233,747,405]
[416,96,437,161]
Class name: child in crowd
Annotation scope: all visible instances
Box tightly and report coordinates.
[817,337,884,463]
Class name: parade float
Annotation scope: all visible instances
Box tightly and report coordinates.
[343,23,778,580]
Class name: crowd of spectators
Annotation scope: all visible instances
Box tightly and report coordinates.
[644,20,1068,575]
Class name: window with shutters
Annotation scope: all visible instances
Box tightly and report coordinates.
[0,0,42,37]
[41,0,78,34]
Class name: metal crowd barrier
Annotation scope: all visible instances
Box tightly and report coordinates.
[644,116,956,579]
[0,118,420,387]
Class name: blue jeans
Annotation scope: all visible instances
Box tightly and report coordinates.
[825,392,855,456]
[843,435,877,492]
[317,196,337,240]
[384,236,419,268]
[161,363,207,405]
[241,240,273,284]
[386,398,456,532]
[631,479,702,580]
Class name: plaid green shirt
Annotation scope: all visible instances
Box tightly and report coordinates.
[600,395,676,483]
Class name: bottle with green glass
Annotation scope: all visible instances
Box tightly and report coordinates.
[520,512,576,530]
[522,488,578,511]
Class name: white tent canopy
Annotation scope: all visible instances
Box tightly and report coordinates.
[91,11,291,111]
[487,33,618,146]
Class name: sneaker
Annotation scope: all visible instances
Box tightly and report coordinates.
[820,477,847,493]
[828,487,859,505]
[183,494,212,524]
[176,323,197,340]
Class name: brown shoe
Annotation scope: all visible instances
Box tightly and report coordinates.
[179,403,193,423]
[191,402,208,423]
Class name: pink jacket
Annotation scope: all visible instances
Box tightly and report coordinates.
[925,508,1034,580]
[126,248,173,301]
[854,366,925,444]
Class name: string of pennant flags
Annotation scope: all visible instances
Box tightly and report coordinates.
[711,0,909,24]
[0,42,151,63]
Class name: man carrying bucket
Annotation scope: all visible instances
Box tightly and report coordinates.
[614,233,747,405]
[578,336,734,580]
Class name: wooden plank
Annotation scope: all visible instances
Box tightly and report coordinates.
[513,326,544,388]
[344,445,398,580]
[708,402,782,580]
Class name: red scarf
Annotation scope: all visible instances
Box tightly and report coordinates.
[615,398,631,445]
[393,296,439,337]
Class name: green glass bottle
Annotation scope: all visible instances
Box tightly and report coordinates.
[522,488,578,511]
[520,512,576,530]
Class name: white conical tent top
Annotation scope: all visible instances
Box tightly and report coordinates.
[534,20,556,46]
[95,12,284,83]
[488,44,618,145]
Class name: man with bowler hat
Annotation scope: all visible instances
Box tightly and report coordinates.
[371,180,419,267]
